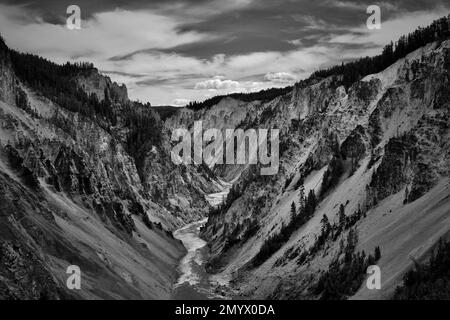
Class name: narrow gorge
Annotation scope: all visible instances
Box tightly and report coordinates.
[1,15,450,300]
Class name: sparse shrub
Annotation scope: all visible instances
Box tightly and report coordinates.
[314,230,381,300]
[251,190,318,267]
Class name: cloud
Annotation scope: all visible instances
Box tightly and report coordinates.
[287,39,302,46]
[194,77,240,90]
[327,1,398,12]
[171,98,191,106]
[164,0,255,19]
[0,4,214,62]
[104,48,328,104]
[326,7,449,47]
[0,1,448,105]
[264,72,297,83]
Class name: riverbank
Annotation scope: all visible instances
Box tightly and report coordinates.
[171,179,235,300]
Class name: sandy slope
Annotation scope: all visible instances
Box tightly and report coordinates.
[352,178,450,299]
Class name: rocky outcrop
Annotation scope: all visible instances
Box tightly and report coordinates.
[76,69,129,105]
[366,134,417,207]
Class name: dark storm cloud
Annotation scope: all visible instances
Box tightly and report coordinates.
[0,0,187,20]
[135,73,205,87]
[170,0,448,55]
[82,0,449,60]
[136,36,297,60]
[1,0,447,58]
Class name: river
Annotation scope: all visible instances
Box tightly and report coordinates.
[171,180,234,300]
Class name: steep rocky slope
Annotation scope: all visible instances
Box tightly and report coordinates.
[0,38,220,299]
[194,40,450,299]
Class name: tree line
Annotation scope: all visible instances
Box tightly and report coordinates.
[312,15,450,87]
[314,228,381,300]
[187,87,293,111]
[7,48,116,126]
[123,102,164,178]
[0,35,9,63]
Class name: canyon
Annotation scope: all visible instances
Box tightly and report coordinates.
[0,19,449,300]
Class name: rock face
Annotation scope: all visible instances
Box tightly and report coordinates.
[0,40,222,299]
[76,69,129,105]
[195,41,450,299]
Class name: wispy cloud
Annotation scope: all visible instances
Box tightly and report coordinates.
[0,4,213,61]
[327,8,449,47]
[264,72,297,83]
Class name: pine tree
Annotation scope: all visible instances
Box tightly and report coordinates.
[320,214,331,234]
[404,186,409,204]
[290,201,297,222]
[298,183,305,213]
[374,246,381,261]
[338,204,346,227]
[306,189,317,217]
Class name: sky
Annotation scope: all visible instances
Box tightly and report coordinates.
[0,0,448,106]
